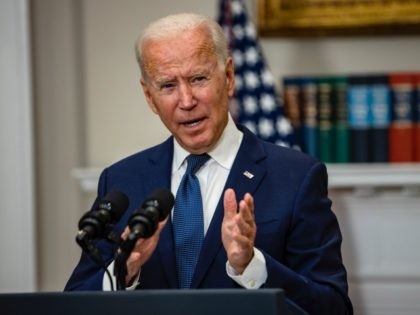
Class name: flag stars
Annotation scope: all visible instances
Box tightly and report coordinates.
[233,25,245,40]
[245,22,257,39]
[244,95,258,114]
[244,71,260,89]
[231,0,244,16]
[260,94,276,113]
[220,0,294,147]
[259,118,275,138]
[277,116,293,136]
[243,121,257,134]
[261,68,274,87]
[235,75,243,91]
[233,50,244,67]
[245,47,259,66]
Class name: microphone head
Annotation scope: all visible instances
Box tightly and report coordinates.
[77,190,129,245]
[98,190,129,222]
[143,188,174,221]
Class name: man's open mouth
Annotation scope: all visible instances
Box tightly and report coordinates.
[182,118,204,127]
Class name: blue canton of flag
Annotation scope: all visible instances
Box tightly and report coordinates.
[217,0,294,146]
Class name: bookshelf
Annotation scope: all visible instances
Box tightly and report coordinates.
[71,164,420,194]
[282,73,420,164]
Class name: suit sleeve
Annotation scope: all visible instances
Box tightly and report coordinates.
[261,162,353,314]
[64,168,116,291]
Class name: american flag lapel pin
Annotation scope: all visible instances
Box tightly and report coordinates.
[243,171,254,179]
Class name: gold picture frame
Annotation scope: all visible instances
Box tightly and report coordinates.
[258,0,420,36]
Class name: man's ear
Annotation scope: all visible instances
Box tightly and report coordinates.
[225,57,235,98]
[140,78,158,114]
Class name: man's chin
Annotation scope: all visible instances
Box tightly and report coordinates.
[180,138,212,155]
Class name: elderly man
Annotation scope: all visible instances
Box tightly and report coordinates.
[65,13,352,314]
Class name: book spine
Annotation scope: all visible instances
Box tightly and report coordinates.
[301,77,318,159]
[283,77,303,150]
[389,73,415,162]
[317,77,334,163]
[332,76,349,163]
[368,75,391,162]
[347,75,371,163]
[414,73,420,162]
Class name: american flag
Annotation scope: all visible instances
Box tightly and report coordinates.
[217,0,294,147]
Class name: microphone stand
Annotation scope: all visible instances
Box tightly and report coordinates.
[76,228,122,291]
[76,232,107,269]
[114,231,140,291]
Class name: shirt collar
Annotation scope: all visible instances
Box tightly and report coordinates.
[172,114,243,173]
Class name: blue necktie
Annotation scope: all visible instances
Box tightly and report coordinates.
[173,154,210,288]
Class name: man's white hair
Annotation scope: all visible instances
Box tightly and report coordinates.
[135,13,229,79]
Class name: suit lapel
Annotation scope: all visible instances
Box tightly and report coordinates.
[157,218,178,287]
[145,137,178,288]
[191,127,267,288]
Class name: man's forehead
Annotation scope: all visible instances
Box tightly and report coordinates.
[143,42,218,80]
[151,60,216,83]
[144,27,214,57]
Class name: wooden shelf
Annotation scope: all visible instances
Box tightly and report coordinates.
[326,163,420,188]
[71,164,420,194]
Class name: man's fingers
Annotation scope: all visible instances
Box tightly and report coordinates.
[121,226,130,241]
[223,188,237,218]
[238,196,255,225]
[234,215,255,237]
[243,193,254,215]
[238,200,252,222]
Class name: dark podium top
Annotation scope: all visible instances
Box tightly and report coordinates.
[0,289,306,315]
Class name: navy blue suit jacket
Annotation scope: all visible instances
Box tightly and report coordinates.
[65,126,352,314]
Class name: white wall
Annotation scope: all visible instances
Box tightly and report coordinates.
[0,0,36,292]
[264,36,420,79]
[31,0,86,291]
[332,188,420,315]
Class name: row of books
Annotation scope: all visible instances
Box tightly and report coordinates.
[282,72,420,163]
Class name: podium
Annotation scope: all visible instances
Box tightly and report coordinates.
[0,289,306,315]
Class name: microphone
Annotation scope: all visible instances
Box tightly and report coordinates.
[114,188,174,290]
[76,190,129,246]
[128,188,174,240]
[118,188,174,256]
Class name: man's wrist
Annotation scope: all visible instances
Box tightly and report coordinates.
[226,248,267,289]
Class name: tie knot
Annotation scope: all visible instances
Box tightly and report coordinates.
[186,154,210,175]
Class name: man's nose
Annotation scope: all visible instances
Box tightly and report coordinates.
[178,83,196,109]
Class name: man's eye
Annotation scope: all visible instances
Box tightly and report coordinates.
[192,76,207,83]
[160,83,175,90]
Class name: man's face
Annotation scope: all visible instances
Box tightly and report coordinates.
[140,27,235,154]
